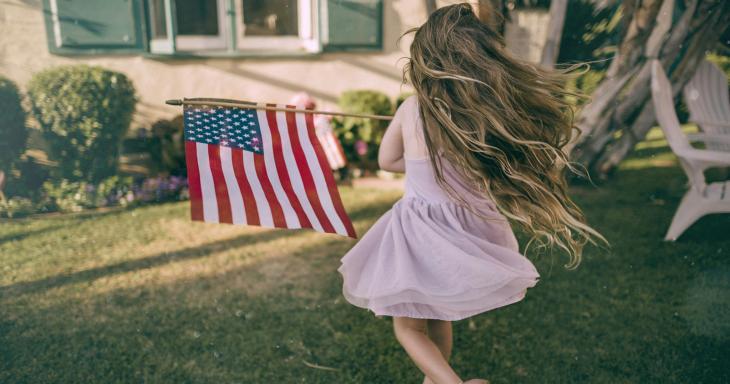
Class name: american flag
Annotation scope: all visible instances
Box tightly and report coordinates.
[183,102,357,238]
[314,115,347,170]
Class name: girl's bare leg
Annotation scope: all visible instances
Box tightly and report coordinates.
[393,316,462,384]
[423,319,453,384]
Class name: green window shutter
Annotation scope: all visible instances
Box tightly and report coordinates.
[321,0,383,51]
[42,0,147,54]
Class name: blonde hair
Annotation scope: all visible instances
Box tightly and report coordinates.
[403,3,608,269]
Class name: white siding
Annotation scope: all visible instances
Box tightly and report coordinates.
[0,0,547,131]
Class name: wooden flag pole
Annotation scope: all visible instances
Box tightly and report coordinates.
[166,97,394,121]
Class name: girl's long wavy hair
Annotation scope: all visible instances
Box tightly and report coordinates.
[404,3,608,269]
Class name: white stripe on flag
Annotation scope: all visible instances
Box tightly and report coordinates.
[242,150,274,228]
[325,133,346,168]
[294,113,348,236]
[257,109,301,228]
[333,134,346,168]
[219,146,246,225]
[320,133,338,169]
[196,142,219,222]
[274,109,324,232]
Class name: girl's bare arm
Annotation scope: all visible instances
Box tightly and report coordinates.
[378,104,406,173]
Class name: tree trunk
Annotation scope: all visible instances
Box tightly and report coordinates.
[424,0,510,36]
[0,170,6,202]
[476,0,509,36]
[570,0,730,180]
[540,0,568,69]
[425,0,437,14]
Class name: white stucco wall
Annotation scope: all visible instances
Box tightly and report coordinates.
[0,0,547,131]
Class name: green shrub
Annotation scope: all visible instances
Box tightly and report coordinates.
[121,134,162,174]
[333,90,394,171]
[39,178,95,213]
[39,175,136,213]
[27,65,137,183]
[0,76,29,182]
[150,114,187,176]
[3,157,51,200]
[0,196,36,218]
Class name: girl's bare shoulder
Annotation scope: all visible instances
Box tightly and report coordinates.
[400,95,428,158]
[397,95,420,124]
[403,94,418,110]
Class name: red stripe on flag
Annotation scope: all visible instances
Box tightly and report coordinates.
[304,113,357,238]
[285,109,336,234]
[253,153,287,228]
[185,140,204,221]
[207,144,233,224]
[231,147,260,226]
[266,107,312,229]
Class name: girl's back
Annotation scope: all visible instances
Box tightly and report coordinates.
[398,95,503,222]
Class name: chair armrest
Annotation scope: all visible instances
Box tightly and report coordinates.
[677,147,730,167]
[686,133,730,146]
[691,119,730,128]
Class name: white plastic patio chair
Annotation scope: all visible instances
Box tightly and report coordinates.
[682,60,730,152]
[650,60,730,241]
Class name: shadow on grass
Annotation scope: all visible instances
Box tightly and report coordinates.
[0,192,408,383]
[0,224,66,245]
[0,200,183,227]
[0,200,388,298]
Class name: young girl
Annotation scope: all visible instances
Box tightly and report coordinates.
[337,3,607,384]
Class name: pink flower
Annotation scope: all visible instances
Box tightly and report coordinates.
[355,140,368,156]
[289,92,316,110]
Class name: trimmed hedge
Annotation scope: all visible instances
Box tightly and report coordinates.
[27,65,137,183]
[151,114,186,176]
[0,76,29,176]
[333,90,394,171]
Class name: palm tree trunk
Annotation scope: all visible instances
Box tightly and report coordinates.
[0,170,6,202]
[570,0,730,179]
[540,0,568,69]
[424,0,509,36]
[425,0,437,14]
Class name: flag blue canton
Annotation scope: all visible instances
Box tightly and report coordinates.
[183,104,264,154]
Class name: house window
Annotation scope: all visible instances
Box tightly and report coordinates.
[241,0,299,36]
[235,0,317,51]
[147,0,229,53]
[148,0,168,39]
[42,0,384,56]
[147,0,171,52]
[177,1,221,36]
[175,0,228,50]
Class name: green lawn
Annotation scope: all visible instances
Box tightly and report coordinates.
[1,128,728,383]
